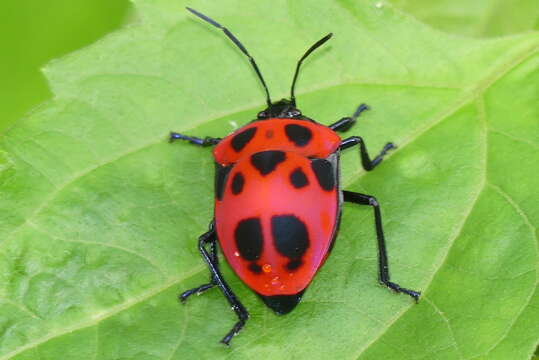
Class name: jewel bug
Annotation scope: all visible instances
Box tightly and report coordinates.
[170,7,421,345]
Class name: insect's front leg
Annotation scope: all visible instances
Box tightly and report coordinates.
[169,132,221,146]
[328,103,369,132]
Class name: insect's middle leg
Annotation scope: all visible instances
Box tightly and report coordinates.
[343,190,420,302]
[329,103,369,132]
[180,221,249,345]
[169,132,221,146]
[340,136,395,171]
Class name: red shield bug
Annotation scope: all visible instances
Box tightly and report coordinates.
[170,7,421,345]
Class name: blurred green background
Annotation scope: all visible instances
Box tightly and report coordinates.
[0,0,537,134]
[391,0,539,38]
[0,0,131,133]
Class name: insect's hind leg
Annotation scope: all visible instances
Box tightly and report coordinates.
[180,221,249,345]
[329,103,369,132]
[169,132,221,146]
[343,191,420,302]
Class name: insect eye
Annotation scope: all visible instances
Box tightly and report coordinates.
[257,111,268,119]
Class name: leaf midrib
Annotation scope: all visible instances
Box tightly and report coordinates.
[0,34,537,360]
[2,35,537,248]
[0,80,455,250]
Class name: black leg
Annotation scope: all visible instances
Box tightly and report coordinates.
[169,132,221,146]
[179,238,218,301]
[340,136,395,171]
[329,103,369,132]
[180,222,249,345]
[343,191,420,302]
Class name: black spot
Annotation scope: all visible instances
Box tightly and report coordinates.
[258,290,305,315]
[285,124,312,147]
[215,164,232,200]
[250,151,286,176]
[311,159,335,191]
[289,167,309,188]
[231,127,257,152]
[286,259,302,270]
[248,263,262,274]
[231,172,244,195]
[235,218,263,261]
[271,215,309,259]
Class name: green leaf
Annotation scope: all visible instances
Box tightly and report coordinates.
[389,0,539,38]
[1,1,538,359]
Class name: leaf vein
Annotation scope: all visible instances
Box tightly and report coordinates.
[0,297,40,319]
[423,296,464,359]
[26,220,168,278]
[489,127,539,150]
[165,302,190,360]
[476,182,539,358]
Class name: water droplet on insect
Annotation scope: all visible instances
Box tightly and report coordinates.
[262,264,272,273]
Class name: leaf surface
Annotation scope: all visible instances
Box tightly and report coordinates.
[0,1,538,359]
[389,0,539,38]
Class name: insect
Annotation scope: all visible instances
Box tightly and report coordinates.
[170,7,421,345]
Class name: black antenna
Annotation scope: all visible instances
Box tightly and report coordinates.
[186,7,272,107]
[290,33,333,106]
